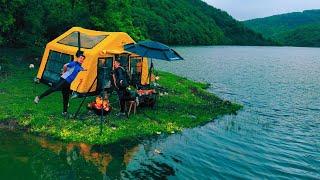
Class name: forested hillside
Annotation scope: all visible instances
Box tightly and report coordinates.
[277,23,320,47]
[244,10,320,47]
[0,0,272,48]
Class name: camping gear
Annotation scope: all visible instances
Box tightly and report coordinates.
[137,90,157,107]
[36,27,151,96]
[87,96,111,116]
[125,100,137,117]
[137,89,156,96]
[124,40,183,107]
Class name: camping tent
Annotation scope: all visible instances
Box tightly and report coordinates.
[36,27,150,95]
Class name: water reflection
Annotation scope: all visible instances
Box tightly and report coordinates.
[34,136,141,179]
[0,128,176,179]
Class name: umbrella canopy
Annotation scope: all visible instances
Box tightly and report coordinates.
[124,41,183,61]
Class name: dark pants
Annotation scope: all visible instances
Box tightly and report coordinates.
[117,89,127,113]
[39,78,71,112]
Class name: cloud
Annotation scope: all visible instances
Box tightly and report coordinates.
[204,0,320,20]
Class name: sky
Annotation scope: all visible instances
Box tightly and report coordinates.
[203,0,320,21]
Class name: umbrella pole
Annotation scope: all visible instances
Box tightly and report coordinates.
[99,66,108,135]
[99,91,104,135]
[148,58,154,84]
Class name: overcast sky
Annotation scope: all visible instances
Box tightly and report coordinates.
[203,0,320,21]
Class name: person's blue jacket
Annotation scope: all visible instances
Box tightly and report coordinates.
[61,61,84,84]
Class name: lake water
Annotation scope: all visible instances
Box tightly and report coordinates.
[1,46,320,179]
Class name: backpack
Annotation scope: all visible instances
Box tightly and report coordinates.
[118,67,130,88]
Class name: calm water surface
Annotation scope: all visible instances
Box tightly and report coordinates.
[1,46,320,179]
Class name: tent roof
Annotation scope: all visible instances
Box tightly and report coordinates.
[47,27,135,55]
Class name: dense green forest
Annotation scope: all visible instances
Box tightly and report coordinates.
[0,0,272,48]
[244,9,320,47]
[277,23,320,47]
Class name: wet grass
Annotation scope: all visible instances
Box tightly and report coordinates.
[0,49,242,144]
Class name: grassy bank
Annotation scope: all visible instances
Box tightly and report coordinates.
[0,49,242,144]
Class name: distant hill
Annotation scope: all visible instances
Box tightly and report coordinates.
[0,0,272,48]
[244,9,320,47]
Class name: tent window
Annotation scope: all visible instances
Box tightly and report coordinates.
[130,57,142,85]
[97,57,113,91]
[58,32,107,49]
[42,51,73,83]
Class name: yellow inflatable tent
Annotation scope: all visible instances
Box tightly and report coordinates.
[36,27,150,95]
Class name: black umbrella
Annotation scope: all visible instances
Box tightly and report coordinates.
[124,40,184,61]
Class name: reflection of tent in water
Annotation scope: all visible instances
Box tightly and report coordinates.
[34,136,140,178]
[36,27,151,95]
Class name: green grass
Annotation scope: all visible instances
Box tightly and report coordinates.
[0,49,242,144]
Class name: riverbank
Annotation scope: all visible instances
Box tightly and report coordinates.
[0,49,242,144]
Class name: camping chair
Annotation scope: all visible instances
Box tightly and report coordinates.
[125,100,137,117]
